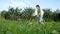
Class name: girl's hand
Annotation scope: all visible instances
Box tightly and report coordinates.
[36,14,39,17]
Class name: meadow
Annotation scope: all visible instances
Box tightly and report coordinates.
[0,17,60,34]
[0,0,60,34]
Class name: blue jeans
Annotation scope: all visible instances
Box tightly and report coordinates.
[38,14,44,22]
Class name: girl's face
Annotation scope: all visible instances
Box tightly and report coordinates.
[36,7,40,10]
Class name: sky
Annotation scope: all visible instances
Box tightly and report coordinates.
[0,0,60,11]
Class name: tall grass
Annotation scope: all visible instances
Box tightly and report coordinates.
[0,17,60,34]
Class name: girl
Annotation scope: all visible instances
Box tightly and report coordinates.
[35,5,44,24]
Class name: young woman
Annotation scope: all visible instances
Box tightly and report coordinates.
[35,5,44,24]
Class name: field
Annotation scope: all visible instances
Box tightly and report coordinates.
[0,18,60,34]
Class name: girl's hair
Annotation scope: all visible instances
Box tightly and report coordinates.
[36,5,40,7]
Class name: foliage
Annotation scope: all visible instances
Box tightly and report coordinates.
[0,7,60,34]
[53,10,60,21]
[1,7,22,20]
[43,9,53,21]
[0,7,60,21]
[43,9,60,22]
[0,19,60,34]
[22,8,35,20]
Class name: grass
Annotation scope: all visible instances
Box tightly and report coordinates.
[0,17,60,34]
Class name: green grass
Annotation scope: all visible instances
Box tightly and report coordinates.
[0,18,60,34]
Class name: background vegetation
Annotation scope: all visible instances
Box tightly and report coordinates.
[0,7,60,34]
[0,7,60,21]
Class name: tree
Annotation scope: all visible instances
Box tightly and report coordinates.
[54,9,60,21]
[8,7,22,20]
[43,9,53,21]
[1,10,9,19]
[22,8,35,20]
[14,7,22,20]
[1,7,22,20]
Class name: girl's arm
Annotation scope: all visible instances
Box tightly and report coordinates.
[35,9,39,17]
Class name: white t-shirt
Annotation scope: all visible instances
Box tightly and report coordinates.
[35,8,44,16]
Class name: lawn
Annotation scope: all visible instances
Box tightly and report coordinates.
[0,18,60,34]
